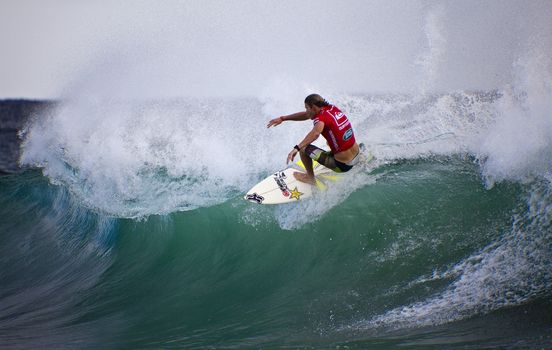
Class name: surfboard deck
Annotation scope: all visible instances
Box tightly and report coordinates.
[244,146,373,205]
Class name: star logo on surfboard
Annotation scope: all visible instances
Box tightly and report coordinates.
[290,187,303,200]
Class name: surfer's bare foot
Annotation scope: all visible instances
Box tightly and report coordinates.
[293,172,315,185]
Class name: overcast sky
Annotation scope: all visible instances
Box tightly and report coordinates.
[1,1,549,98]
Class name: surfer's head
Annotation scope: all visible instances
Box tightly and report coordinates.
[304,94,330,108]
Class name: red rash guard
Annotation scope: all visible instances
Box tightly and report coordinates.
[312,105,356,153]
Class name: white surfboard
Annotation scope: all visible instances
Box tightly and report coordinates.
[244,146,373,205]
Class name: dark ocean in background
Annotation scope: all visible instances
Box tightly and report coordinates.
[1,95,551,349]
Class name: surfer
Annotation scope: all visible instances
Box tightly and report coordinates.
[267,94,361,185]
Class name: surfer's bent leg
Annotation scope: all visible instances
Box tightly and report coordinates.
[304,145,352,173]
[304,145,335,168]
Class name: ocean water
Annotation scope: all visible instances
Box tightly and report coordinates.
[2,1,552,347]
[1,90,551,349]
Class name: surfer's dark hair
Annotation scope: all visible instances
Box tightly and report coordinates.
[304,94,330,108]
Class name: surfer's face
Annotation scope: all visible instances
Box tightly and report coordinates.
[305,103,320,114]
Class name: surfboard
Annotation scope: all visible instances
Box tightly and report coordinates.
[244,146,373,205]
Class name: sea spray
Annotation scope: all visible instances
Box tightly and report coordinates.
[21,92,502,219]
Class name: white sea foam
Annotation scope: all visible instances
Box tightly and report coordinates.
[17,82,541,220]
[471,47,552,187]
[20,98,308,217]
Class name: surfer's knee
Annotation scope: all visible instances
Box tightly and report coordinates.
[304,144,321,158]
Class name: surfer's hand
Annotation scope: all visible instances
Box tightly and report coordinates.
[287,148,298,164]
[267,117,284,128]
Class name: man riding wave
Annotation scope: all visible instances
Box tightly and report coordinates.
[267,94,361,184]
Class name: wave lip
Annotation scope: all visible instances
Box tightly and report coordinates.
[18,91,501,218]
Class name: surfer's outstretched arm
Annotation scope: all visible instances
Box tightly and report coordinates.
[267,110,314,128]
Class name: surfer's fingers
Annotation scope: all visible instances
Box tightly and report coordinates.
[267,119,281,128]
[286,151,294,164]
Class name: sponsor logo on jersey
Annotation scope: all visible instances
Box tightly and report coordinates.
[343,128,354,141]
